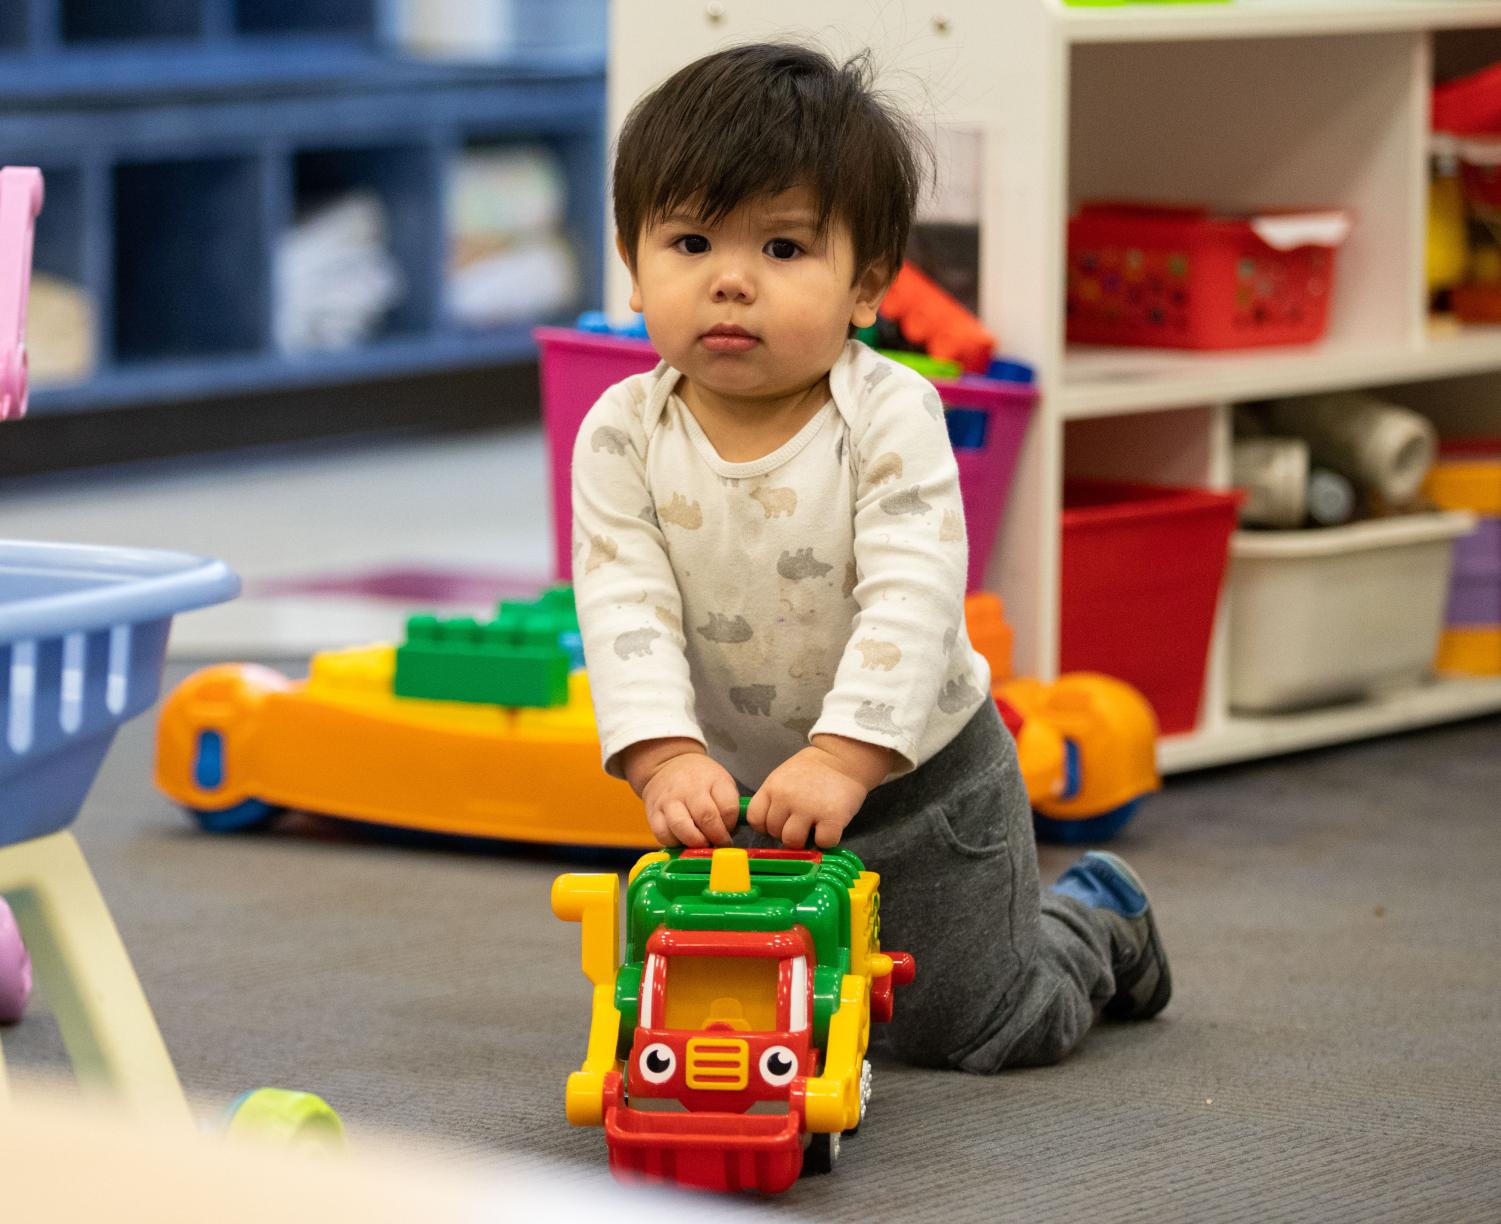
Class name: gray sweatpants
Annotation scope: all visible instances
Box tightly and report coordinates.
[738,700,1142,1072]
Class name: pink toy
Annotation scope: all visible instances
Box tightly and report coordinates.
[0,167,41,1021]
[0,166,42,421]
[0,898,32,1024]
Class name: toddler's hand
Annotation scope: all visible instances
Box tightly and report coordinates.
[747,744,877,850]
[639,752,742,848]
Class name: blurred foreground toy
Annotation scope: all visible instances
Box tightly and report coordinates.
[0,166,39,421]
[553,840,913,1193]
[966,593,1160,842]
[0,166,339,1141]
[156,586,653,848]
[0,896,30,1024]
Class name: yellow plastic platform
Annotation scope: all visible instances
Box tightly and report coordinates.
[156,647,654,848]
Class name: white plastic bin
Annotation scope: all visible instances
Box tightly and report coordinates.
[1226,512,1474,713]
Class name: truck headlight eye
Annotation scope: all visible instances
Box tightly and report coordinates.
[639,1042,676,1084]
[759,1045,798,1086]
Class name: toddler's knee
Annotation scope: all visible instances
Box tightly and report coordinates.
[878,988,998,1070]
[954,987,1095,1074]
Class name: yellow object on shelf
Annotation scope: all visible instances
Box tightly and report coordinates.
[1423,460,1501,516]
[1437,626,1501,676]
[1427,163,1471,296]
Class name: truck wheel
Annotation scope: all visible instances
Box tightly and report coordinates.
[847,1059,873,1136]
[1032,799,1140,845]
[189,798,285,834]
[803,1131,840,1176]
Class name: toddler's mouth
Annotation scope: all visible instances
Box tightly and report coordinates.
[700,324,759,354]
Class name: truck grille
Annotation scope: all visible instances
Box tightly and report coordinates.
[685,1038,749,1090]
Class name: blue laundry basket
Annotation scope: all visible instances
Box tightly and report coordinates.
[1,541,239,848]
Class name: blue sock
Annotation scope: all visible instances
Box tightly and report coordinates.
[1051,851,1148,919]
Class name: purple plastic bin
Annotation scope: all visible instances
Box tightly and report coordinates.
[535,327,1035,592]
[537,328,659,582]
[1447,516,1501,626]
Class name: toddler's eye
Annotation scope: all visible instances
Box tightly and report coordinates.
[673,234,709,255]
[765,238,802,260]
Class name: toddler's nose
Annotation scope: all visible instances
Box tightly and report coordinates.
[710,262,755,304]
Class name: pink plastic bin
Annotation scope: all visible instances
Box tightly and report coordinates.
[535,327,1036,592]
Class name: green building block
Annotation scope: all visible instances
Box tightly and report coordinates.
[394,611,570,708]
[495,584,578,638]
[393,585,581,708]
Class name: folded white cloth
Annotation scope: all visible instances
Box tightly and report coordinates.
[275,192,405,353]
[445,236,577,328]
[448,146,567,243]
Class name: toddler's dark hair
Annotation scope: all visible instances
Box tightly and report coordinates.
[613,42,930,283]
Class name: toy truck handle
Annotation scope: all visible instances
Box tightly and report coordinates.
[551,872,624,1126]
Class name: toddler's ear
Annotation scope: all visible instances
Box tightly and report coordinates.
[615,232,645,313]
[850,261,893,329]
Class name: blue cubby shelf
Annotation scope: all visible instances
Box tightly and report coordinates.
[31,324,552,413]
[2,0,606,419]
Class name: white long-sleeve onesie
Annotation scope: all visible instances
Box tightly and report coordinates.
[571,339,991,790]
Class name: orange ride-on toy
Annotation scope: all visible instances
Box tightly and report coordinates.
[966,593,1160,843]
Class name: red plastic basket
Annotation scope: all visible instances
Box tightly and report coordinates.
[1060,480,1242,734]
[1066,203,1350,350]
[1433,61,1501,137]
[1459,153,1501,214]
[535,328,1035,592]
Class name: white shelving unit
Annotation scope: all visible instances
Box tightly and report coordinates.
[607,0,1501,771]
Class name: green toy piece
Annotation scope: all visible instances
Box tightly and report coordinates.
[875,349,963,380]
[393,584,577,708]
[617,847,868,1050]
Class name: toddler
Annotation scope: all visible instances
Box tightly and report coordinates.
[572,42,1170,1071]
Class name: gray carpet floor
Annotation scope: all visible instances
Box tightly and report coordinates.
[6,663,1500,1221]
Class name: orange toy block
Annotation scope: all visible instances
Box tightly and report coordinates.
[879,264,996,373]
[964,592,1014,684]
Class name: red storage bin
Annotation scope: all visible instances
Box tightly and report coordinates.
[1458,147,1501,214]
[1066,203,1351,350]
[1060,480,1242,734]
[1433,61,1501,137]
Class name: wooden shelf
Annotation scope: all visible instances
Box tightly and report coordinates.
[0,43,603,105]
[608,2,1501,769]
[1056,0,1501,44]
[1158,675,1501,772]
[29,326,546,414]
[1061,327,1501,419]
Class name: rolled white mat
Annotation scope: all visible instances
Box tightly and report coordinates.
[1306,467,1357,527]
[1267,392,1437,508]
[1233,436,1309,529]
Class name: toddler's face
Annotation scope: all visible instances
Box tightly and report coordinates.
[622,186,886,405]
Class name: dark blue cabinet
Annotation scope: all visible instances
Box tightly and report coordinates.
[0,1,605,415]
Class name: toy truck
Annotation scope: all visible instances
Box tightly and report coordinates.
[552,844,914,1193]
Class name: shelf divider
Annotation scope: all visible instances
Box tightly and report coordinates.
[24,0,57,53]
